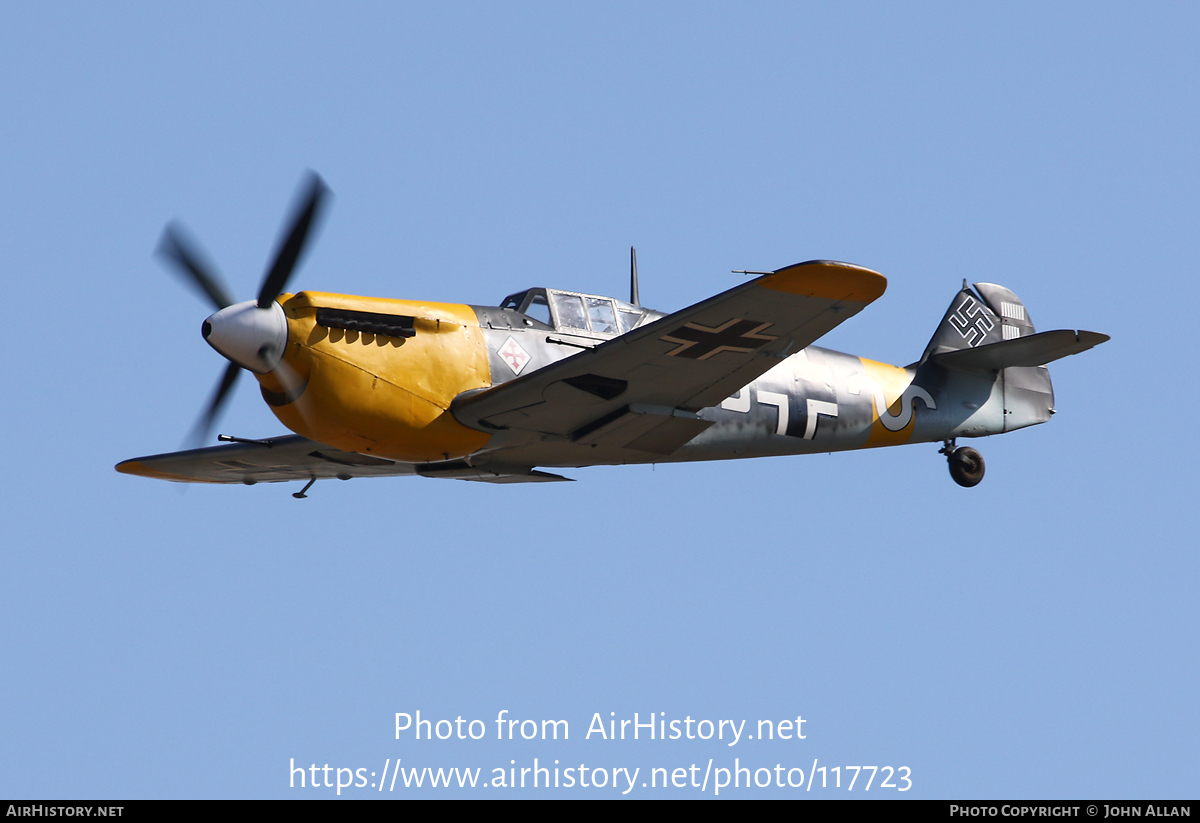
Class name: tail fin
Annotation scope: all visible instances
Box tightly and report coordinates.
[916,281,1035,364]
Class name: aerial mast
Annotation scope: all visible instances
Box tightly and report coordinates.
[630,246,640,306]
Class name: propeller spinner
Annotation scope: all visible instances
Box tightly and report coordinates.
[156,172,329,446]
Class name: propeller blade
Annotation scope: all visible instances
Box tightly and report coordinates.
[257,171,330,308]
[156,222,236,311]
[187,361,242,448]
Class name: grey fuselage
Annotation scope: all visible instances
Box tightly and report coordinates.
[466,290,1052,469]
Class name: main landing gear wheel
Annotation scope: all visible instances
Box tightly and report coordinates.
[947,446,985,487]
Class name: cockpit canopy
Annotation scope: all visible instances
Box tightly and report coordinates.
[500,288,648,336]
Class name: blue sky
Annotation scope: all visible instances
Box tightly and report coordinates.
[2,2,1196,798]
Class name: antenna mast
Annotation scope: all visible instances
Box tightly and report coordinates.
[630,246,640,306]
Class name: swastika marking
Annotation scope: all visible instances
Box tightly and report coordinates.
[947,295,995,347]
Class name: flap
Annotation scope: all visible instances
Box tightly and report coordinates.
[415,460,572,483]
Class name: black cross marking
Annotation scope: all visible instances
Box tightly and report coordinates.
[660,319,778,360]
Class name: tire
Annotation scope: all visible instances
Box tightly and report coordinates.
[948,446,985,487]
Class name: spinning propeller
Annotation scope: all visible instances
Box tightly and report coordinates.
[156,172,329,447]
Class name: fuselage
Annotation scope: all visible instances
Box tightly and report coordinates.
[243,285,1040,470]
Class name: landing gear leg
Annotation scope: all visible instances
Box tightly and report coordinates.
[940,439,985,487]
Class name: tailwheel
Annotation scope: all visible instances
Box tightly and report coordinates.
[947,446,985,487]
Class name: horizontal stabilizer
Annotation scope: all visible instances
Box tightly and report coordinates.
[931,329,1109,372]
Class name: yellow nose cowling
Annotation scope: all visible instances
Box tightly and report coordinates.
[253,291,492,463]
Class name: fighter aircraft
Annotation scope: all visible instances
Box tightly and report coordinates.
[116,173,1108,496]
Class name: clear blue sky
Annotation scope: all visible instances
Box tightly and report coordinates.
[2,2,1196,798]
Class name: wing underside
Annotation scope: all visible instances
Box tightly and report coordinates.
[116,436,570,484]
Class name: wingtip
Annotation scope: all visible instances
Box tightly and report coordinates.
[761,260,887,303]
[115,459,144,476]
[115,458,214,483]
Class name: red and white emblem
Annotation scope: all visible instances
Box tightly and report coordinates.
[498,336,531,375]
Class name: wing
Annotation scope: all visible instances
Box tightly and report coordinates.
[453,260,886,455]
[116,435,570,484]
